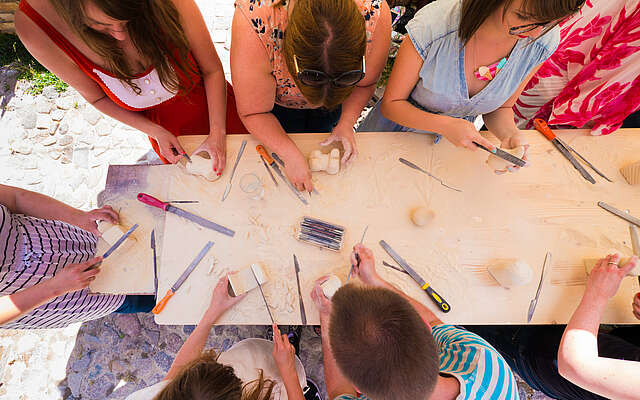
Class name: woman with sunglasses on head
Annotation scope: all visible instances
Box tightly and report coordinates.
[231,0,391,192]
[16,0,247,169]
[358,0,585,173]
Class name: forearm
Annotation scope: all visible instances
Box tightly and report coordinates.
[280,370,305,400]
[337,84,376,130]
[4,185,82,225]
[203,69,228,135]
[482,108,519,142]
[0,279,60,325]
[320,315,356,398]
[381,99,458,135]
[91,96,166,139]
[164,314,217,380]
[242,112,300,159]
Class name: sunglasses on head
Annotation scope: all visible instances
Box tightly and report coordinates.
[294,55,366,88]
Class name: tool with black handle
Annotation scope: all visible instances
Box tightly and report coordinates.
[474,142,527,167]
[379,240,451,313]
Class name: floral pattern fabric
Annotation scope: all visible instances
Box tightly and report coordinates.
[235,0,382,109]
[514,0,640,135]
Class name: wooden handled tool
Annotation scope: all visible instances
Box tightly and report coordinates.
[256,145,308,205]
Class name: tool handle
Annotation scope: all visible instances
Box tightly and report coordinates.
[137,193,169,211]
[152,289,174,314]
[533,118,556,141]
[256,145,275,165]
[422,284,451,313]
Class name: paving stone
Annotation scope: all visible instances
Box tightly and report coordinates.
[83,106,102,125]
[114,314,142,338]
[42,86,59,100]
[36,115,51,130]
[11,140,32,155]
[56,96,75,110]
[51,109,65,121]
[48,148,62,160]
[152,351,172,372]
[22,110,37,129]
[95,119,113,136]
[57,135,73,147]
[36,96,53,113]
[41,136,57,146]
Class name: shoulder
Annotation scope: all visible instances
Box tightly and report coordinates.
[405,0,460,58]
[125,380,170,400]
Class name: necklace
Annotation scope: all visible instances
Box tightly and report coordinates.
[472,35,508,81]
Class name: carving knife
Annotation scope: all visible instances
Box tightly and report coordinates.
[293,254,307,325]
[260,155,279,186]
[172,148,192,163]
[528,252,552,323]
[151,229,158,301]
[222,139,247,202]
[251,264,275,324]
[598,201,640,227]
[383,260,409,275]
[474,142,527,168]
[88,223,139,270]
[152,241,214,314]
[256,145,308,205]
[347,225,368,282]
[379,240,451,313]
[137,193,235,237]
[399,158,462,192]
[272,152,320,196]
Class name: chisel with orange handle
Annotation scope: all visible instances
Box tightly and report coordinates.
[152,241,214,314]
[534,118,612,183]
[256,145,308,205]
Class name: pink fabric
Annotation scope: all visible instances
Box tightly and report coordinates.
[514,0,640,135]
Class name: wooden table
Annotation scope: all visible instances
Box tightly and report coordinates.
[98,129,640,325]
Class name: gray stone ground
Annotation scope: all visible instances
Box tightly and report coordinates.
[0,0,553,398]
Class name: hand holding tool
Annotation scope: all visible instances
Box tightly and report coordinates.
[88,224,139,270]
[293,255,307,325]
[172,147,191,163]
[399,158,462,192]
[534,119,612,183]
[379,240,451,313]
[151,229,158,301]
[152,241,214,314]
[473,142,526,168]
[251,264,275,324]
[222,139,248,201]
[347,225,368,282]
[257,145,308,205]
[272,152,320,196]
[528,252,552,323]
[137,193,235,237]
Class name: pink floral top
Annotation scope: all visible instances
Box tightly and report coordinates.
[235,0,382,109]
[514,0,640,135]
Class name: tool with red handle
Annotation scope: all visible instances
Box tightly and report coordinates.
[137,193,235,237]
[256,145,308,205]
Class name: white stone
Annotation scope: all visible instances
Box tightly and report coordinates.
[82,105,102,125]
[69,118,85,135]
[35,114,51,130]
[41,136,57,146]
[95,119,113,136]
[16,334,39,354]
[11,141,32,155]
[48,148,62,160]
[36,96,52,113]
[57,135,73,146]
[22,110,37,129]
[42,85,59,99]
[55,96,74,110]
[51,109,65,121]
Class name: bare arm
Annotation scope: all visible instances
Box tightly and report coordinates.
[558,255,640,400]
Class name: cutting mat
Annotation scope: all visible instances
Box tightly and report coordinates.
[152,130,640,325]
[90,164,177,294]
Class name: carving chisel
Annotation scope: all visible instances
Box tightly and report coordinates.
[347,225,368,282]
[222,139,247,201]
[151,229,158,301]
[293,254,307,325]
[528,252,552,323]
[251,264,275,324]
[598,202,640,227]
[137,193,235,237]
[256,145,308,205]
[152,241,214,314]
[399,158,462,192]
[88,223,139,270]
[474,142,527,168]
[260,155,278,186]
[272,152,320,196]
[379,240,451,313]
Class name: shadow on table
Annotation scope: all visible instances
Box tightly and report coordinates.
[56,313,325,399]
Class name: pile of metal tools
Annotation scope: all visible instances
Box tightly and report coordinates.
[298,217,345,251]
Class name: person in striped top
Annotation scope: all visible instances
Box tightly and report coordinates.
[311,244,519,400]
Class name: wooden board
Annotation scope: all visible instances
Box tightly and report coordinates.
[153,130,640,325]
[90,164,177,294]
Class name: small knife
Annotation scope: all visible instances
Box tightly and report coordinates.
[272,152,320,196]
[399,158,462,192]
[151,229,158,301]
[152,241,214,314]
[347,225,368,282]
[251,264,275,324]
[172,148,192,163]
[293,255,307,325]
[383,260,409,275]
[598,201,640,227]
[528,252,552,323]
[260,155,279,186]
[474,142,527,168]
[222,139,248,202]
[138,193,235,237]
[256,146,308,205]
[88,224,139,270]
[379,240,451,313]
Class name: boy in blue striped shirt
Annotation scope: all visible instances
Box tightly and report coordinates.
[311,244,519,400]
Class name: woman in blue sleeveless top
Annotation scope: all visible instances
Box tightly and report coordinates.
[359,0,585,172]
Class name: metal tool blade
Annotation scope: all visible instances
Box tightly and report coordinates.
[293,255,307,325]
[474,142,526,167]
[182,153,192,163]
[151,229,158,301]
[260,155,278,186]
[103,224,139,258]
[598,202,640,227]
[251,265,275,324]
[399,158,462,192]
[379,240,427,287]
[272,152,319,196]
[528,252,552,323]
[269,162,308,205]
[347,226,369,282]
[382,260,409,275]
[167,200,199,204]
[552,140,596,184]
[222,139,247,201]
[171,241,213,292]
[167,205,235,237]
[555,137,613,182]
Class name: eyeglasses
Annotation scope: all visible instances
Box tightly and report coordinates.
[509,21,552,35]
[293,55,366,88]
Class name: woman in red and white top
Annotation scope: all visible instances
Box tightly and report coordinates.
[16,0,248,169]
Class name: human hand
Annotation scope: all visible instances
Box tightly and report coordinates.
[310,277,332,320]
[203,276,245,323]
[192,133,226,176]
[152,129,187,164]
[272,324,298,378]
[321,124,358,165]
[283,150,313,193]
[75,206,119,236]
[444,118,496,151]
[633,293,640,321]
[46,257,103,296]
[495,134,529,174]
[350,244,384,287]
[584,254,638,304]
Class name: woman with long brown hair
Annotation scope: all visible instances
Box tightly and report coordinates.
[231,0,392,193]
[16,0,247,169]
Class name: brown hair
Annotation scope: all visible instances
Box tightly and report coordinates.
[50,0,198,94]
[282,0,366,110]
[154,350,275,400]
[329,285,440,400]
[459,0,586,44]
